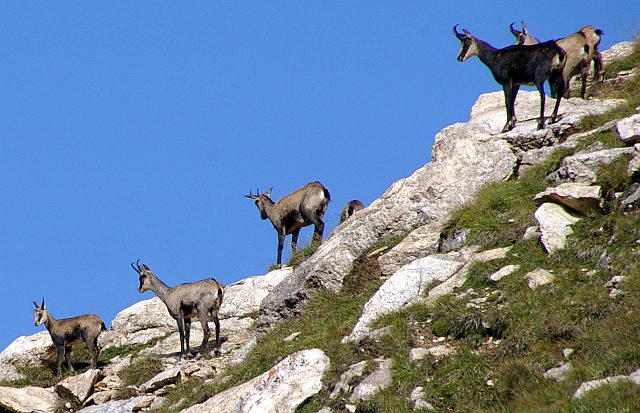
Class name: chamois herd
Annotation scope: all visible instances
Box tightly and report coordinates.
[33,21,604,376]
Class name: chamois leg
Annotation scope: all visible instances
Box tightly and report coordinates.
[579,66,590,99]
[65,345,74,371]
[55,346,65,377]
[276,228,286,267]
[501,83,519,132]
[197,309,211,357]
[184,318,192,355]
[536,83,546,130]
[593,51,605,82]
[85,336,99,370]
[176,316,186,358]
[212,312,221,357]
[291,228,301,253]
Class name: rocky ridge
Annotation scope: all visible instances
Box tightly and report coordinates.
[0,41,638,413]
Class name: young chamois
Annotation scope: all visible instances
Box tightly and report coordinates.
[510,21,605,99]
[131,261,224,359]
[33,298,106,377]
[245,181,331,267]
[339,200,365,224]
[453,25,566,132]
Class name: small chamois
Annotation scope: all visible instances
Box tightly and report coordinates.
[131,260,224,359]
[339,200,365,224]
[245,181,331,267]
[33,298,106,377]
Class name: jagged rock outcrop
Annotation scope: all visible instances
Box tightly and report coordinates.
[377,92,621,278]
[259,110,519,330]
[181,349,330,413]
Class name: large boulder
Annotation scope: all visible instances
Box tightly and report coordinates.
[547,147,634,184]
[534,203,581,253]
[219,268,292,319]
[377,220,444,277]
[259,118,517,330]
[99,298,175,350]
[616,114,640,145]
[0,386,62,413]
[55,369,102,405]
[181,349,330,413]
[345,255,465,343]
[534,183,603,215]
[0,331,53,381]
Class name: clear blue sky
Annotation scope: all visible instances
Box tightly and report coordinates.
[1,2,638,350]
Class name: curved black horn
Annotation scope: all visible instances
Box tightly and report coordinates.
[452,24,465,40]
[41,297,45,308]
[33,300,39,309]
[131,260,141,273]
[509,22,521,36]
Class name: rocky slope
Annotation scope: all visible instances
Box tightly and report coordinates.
[0,41,638,413]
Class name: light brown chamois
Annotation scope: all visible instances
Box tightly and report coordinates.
[510,21,605,99]
[339,200,365,224]
[131,260,224,359]
[244,181,331,267]
[33,298,106,377]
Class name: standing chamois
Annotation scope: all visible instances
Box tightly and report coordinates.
[453,25,566,132]
[131,260,224,359]
[339,200,365,224]
[33,298,106,376]
[245,181,331,267]
[509,21,605,99]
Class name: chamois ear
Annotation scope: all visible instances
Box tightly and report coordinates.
[521,21,529,35]
[264,187,273,197]
[142,264,150,271]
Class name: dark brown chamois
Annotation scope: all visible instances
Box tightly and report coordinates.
[131,261,224,359]
[510,21,605,99]
[453,25,566,133]
[33,298,106,376]
[245,181,330,267]
[339,200,365,224]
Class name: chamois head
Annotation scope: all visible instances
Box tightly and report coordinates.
[509,21,539,45]
[244,188,273,220]
[33,298,47,326]
[131,260,154,293]
[452,25,478,62]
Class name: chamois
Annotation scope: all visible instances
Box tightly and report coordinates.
[131,261,224,359]
[32,298,106,377]
[453,25,566,132]
[245,181,331,267]
[339,200,365,224]
[510,21,605,99]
